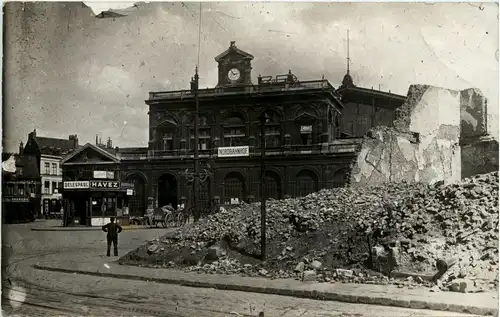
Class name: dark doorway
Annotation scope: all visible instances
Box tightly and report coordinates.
[158,174,178,208]
[263,171,281,200]
[295,170,318,197]
[332,168,349,188]
[223,172,245,204]
[72,194,89,226]
[125,174,146,216]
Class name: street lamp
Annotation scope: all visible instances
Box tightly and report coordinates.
[191,67,201,222]
[259,112,268,261]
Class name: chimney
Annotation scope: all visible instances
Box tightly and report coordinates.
[95,134,98,145]
[107,137,112,149]
[19,141,24,155]
[69,134,79,148]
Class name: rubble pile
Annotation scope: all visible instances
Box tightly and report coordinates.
[120,172,498,292]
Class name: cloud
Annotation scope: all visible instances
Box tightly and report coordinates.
[3,2,498,152]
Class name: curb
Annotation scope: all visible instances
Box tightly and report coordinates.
[31,227,160,232]
[33,264,497,316]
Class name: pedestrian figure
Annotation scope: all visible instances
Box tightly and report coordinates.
[102,217,122,256]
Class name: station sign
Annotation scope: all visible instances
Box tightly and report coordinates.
[300,125,313,133]
[93,171,115,179]
[63,181,90,189]
[3,197,30,203]
[89,180,120,189]
[217,146,249,158]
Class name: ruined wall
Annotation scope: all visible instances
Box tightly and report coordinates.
[350,85,462,186]
[460,88,488,138]
[461,137,499,179]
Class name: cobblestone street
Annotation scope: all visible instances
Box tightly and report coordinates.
[2,221,485,317]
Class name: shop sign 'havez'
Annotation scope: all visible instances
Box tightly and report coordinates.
[90,180,120,189]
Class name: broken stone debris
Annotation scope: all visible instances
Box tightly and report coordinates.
[120,172,498,292]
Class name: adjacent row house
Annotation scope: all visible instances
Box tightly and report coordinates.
[22,130,80,217]
[2,152,41,223]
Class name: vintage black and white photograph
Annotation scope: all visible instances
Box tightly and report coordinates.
[1,1,499,316]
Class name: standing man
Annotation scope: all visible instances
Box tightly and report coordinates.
[102,217,123,256]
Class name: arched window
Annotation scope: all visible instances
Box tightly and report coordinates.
[223,113,246,147]
[223,172,246,204]
[258,110,281,148]
[332,168,349,188]
[189,115,211,151]
[156,116,178,152]
[295,169,318,197]
[263,170,281,200]
[294,108,317,146]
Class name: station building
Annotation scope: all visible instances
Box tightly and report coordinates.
[61,41,406,225]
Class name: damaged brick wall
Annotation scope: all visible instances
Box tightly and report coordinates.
[460,88,488,138]
[461,137,499,179]
[350,85,462,186]
[350,84,497,186]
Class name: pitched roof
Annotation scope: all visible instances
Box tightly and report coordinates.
[214,41,254,62]
[34,136,77,156]
[61,143,119,165]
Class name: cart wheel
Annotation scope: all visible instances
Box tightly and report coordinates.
[164,214,172,228]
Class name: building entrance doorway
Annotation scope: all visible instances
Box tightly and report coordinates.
[158,174,178,208]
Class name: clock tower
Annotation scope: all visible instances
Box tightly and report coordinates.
[215,41,254,87]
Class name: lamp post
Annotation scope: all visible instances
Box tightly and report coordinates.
[259,112,267,261]
[191,67,201,221]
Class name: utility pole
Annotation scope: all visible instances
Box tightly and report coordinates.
[259,112,267,260]
[192,67,200,222]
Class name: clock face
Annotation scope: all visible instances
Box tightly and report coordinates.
[228,68,241,81]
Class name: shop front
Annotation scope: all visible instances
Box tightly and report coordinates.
[62,180,134,226]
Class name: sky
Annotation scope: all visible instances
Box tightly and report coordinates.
[3,2,498,152]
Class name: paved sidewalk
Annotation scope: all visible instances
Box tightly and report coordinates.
[31,225,162,231]
[33,254,498,316]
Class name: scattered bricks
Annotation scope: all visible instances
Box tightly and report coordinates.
[302,270,317,282]
[294,262,305,273]
[336,269,354,278]
[146,244,159,255]
[206,246,224,261]
[310,260,322,270]
[122,172,498,291]
[449,278,474,293]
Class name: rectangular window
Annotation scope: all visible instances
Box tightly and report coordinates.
[18,184,25,196]
[7,184,14,195]
[17,167,24,176]
[44,181,50,194]
[260,126,280,148]
[190,129,210,150]
[163,132,174,151]
[44,162,50,175]
[224,127,245,147]
[52,182,57,193]
[52,163,57,175]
